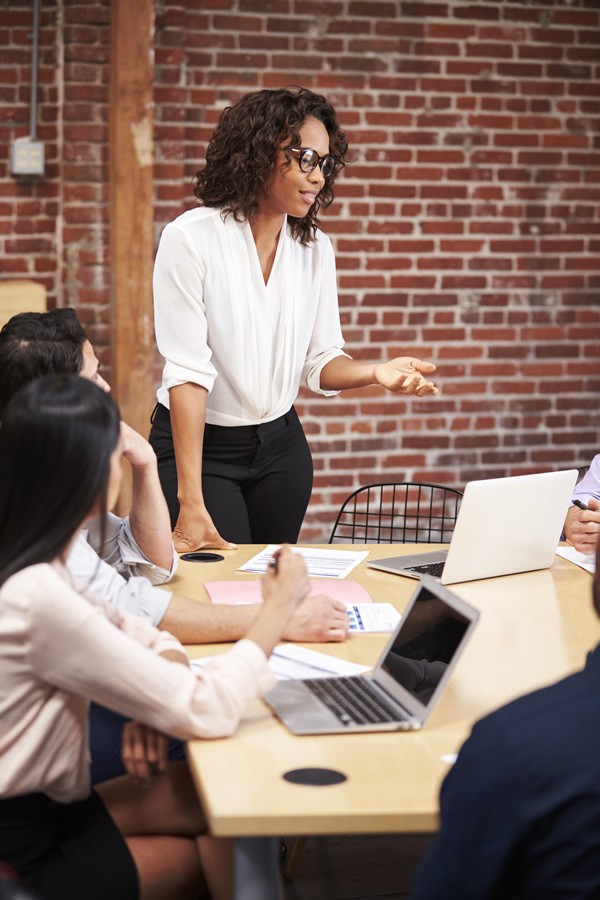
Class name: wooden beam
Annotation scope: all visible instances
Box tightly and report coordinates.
[109,0,154,512]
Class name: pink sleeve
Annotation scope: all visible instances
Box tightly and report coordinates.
[19,566,275,739]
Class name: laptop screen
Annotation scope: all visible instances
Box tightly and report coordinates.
[379,583,470,708]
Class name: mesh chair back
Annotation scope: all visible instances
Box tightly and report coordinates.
[329,482,463,544]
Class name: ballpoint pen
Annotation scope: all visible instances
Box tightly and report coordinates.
[572,499,590,511]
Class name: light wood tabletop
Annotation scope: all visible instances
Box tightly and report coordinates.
[172,544,597,839]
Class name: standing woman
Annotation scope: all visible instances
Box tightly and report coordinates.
[0,374,309,900]
[150,86,438,553]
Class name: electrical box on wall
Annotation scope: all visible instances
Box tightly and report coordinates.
[11,138,45,176]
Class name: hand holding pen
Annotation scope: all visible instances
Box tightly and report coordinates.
[264,545,310,610]
[269,548,281,572]
[564,497,600,554]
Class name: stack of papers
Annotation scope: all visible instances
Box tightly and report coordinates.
[190,646,373,682]
[239,544,369,578]
[268,645,371,680]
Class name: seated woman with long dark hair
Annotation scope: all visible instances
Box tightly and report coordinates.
[0,374,310,900]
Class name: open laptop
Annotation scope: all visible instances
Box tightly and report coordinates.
[264,576,479,735]
[367,469,578,585]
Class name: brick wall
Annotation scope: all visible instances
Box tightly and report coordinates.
[1,0,599,541]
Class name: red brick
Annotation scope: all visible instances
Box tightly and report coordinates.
[0,0,597,539]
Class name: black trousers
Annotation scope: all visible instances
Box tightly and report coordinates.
[149,403,314,544]
[0,791,138,900]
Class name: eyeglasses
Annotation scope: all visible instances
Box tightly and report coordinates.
[289,147,335,179]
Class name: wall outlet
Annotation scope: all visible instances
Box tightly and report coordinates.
[11,139,45,176]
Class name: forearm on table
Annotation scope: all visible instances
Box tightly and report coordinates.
[242,599,293,658]
[169,383,208,507]
[159,592,262,644]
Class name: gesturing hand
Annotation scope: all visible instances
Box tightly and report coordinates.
[374,357,438,396]
[261,546,311,615]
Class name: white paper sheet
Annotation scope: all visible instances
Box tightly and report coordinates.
[555,545,596,574]
[189,645,372,682]
[239,544,369,578]
[268,645,372,681]
[347,603,400,633]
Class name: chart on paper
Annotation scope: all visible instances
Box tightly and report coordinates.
[239,544,369,578]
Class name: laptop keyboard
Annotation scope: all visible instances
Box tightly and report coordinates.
[405,561,446,577]
[304,676,405,726]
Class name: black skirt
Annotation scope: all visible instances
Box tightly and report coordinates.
[0,791,138,900]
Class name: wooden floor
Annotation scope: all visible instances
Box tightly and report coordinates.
[282,833,433,900]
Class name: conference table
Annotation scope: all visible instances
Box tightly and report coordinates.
[169,544,597,900]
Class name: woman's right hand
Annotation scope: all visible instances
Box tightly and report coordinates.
[244,547,311,657]
[173,503,237,553]
[262,546,311,615]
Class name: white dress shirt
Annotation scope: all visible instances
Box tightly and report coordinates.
[153,207,348,425]
[66,513,176,626]
[0,562,274,803]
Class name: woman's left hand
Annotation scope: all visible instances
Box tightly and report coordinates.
[374,357,438,396]
[121,721,169,783]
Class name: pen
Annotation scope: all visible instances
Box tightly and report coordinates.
[572,499,589,511]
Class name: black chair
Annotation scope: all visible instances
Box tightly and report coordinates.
[328,481,463,545]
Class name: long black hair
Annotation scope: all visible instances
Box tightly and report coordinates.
[0,375,121,587]
[194,86,348,245]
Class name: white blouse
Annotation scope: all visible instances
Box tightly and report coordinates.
[0,563,274,803]
[153,207,348,426]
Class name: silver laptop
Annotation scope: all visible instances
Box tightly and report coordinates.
[367,469,578,585]
[264,576,479,735]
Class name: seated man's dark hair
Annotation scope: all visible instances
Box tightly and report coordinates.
[0,308,87,415]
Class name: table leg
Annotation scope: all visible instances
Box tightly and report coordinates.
[234,836,282,900]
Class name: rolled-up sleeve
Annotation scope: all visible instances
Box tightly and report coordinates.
[28,569,276,741]
[67,530,172,627]
[86,514,177,586]
[153,220,218,396]
[572,455,600,506]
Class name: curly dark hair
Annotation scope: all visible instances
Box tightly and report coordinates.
[193,86,348,245]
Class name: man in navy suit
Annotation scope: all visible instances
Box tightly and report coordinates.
[412,537,600,899]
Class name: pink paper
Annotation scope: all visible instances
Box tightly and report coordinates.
[204,578,372,606]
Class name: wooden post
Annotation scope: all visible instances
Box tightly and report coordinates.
[109,0,154,513]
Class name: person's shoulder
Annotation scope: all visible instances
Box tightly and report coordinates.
[2,563,66,605]
[472,661,597,758]
[287,224,334,261]
[164,205,223,234]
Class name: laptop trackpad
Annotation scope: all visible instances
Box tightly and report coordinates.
[265,682,343,733]
[369,550,448,574]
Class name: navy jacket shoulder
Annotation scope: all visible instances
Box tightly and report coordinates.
[412,646,600,900]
